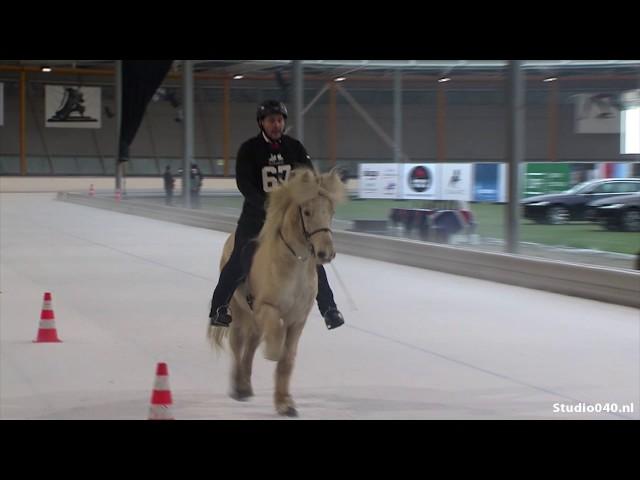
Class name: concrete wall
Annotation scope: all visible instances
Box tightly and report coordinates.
[1,78,639,176]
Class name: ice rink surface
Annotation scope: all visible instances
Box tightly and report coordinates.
[1,193,638,419]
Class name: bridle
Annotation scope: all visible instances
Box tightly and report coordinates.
[279,196,333,262]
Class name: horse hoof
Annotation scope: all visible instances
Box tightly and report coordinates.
[230,389,253,401]
[278,406,298,417]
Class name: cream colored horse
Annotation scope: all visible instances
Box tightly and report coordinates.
[208,168,346,416]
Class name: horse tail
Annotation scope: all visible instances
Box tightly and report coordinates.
[207,324,228,351]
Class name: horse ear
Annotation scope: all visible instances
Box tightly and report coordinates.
[288,168,319,203]
[320,169,347,203]
[299,169,315,184]
[329,167,346,183]
[291,168,318,184]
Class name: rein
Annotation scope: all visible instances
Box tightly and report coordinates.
[279,203,333,262]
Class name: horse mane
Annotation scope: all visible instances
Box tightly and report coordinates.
[257,167,347,246]
[258,168,318,245]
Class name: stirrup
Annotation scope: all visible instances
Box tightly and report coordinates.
[210,305,232,327]
[323,308,344,330]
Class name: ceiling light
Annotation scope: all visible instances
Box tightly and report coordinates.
[41,66,52,73]
[438,77,451,83]
[334,77,346,82]
[543,77,557,82]
[233,74,244,80]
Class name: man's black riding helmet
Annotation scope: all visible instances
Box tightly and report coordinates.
[257,100,288,122]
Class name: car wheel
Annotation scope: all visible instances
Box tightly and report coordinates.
[622,208,640,232]
[546,205,569,225]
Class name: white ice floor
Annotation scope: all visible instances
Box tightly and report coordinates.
[1,193,638,420]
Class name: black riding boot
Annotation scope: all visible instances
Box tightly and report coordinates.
[323,308,345,330]
[316,265,345,330]
[209,225,260,328]
[210,305,232,327]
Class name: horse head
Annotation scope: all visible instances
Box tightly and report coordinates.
[264,167,347,265]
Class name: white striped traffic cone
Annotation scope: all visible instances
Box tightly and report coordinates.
[33,292,62,343]
[148,362,174,420]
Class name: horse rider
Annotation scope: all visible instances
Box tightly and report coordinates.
[208,100,345,330]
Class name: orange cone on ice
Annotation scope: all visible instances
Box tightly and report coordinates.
[33,292,62,343]
[148,362,174,420]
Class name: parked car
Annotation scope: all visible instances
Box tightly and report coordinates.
[521,178,640,225]
[588,193,640,232]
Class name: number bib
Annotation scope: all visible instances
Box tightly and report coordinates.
[261,164,292,192]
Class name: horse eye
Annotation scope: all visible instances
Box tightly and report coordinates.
[304,210,311,217]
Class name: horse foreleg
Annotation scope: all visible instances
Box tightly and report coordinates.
[274,321,305,417]
[257,304,284,362]
[240,326,261,393]
[228,321,253,401]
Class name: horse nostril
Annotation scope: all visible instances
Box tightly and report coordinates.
[317,251,326,260]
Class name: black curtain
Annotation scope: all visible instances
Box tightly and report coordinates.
[117,60,173,162]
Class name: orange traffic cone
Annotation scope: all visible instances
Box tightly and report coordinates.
[148,362,174,420]
[89,184,95,197]
[33,292,62,343]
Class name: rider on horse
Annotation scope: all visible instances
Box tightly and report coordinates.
[208,100,345,330]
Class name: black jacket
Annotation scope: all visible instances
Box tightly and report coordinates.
[236,133,314,223]
[163,171,174,190]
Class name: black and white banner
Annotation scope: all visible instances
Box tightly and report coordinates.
[45,85,101,128]
[357,163,474,200]
[358,163,400,198]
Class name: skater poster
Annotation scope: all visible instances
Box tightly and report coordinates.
[440,163,472,201]
[45,85,101,128]
[573,93,621,134]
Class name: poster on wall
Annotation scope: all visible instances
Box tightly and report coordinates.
[473,163,500,202]
[400,163,441,200]
[524,163,570,197]
[358,163,400,199]
[0,82,4,126]
[440,163,472,201]
[573,93,621,134]
[45,85,101,128]
[473,163,508,202]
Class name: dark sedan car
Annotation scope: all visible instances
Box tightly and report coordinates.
[521,178,640,225]
[588,193,640,232]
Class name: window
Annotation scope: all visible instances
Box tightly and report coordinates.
[593,182,626,194]
[621,90,640,155]
[619,181,640,193]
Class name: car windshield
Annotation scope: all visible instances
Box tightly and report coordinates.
[564,181,595,194]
